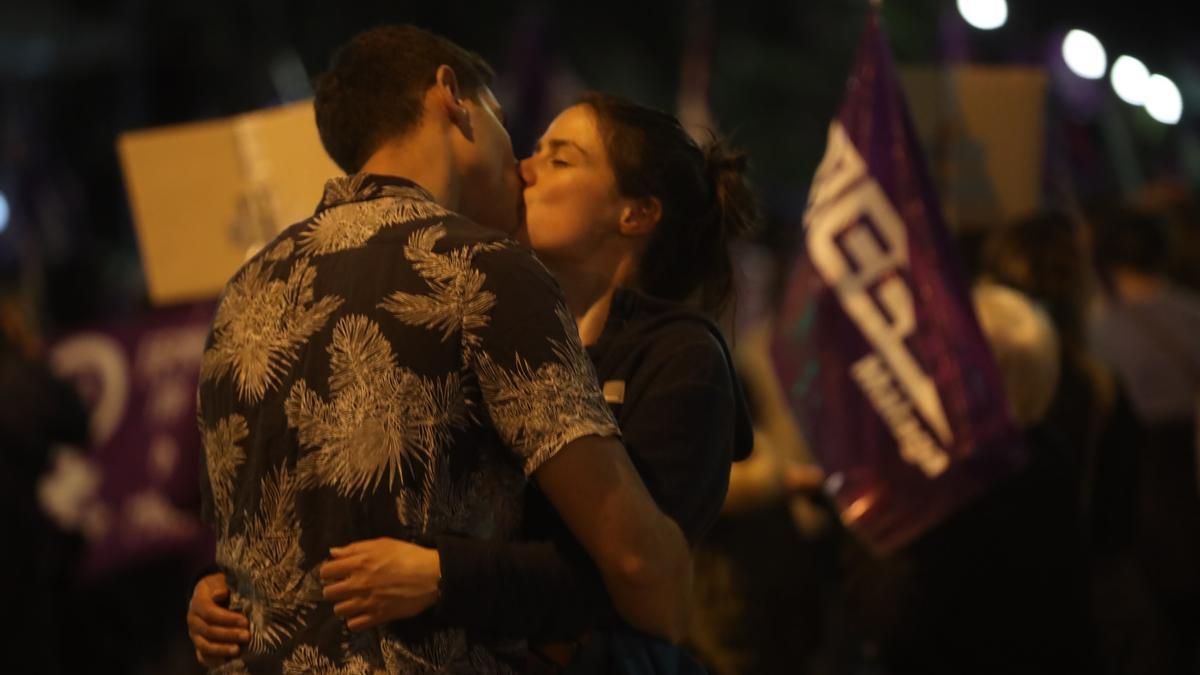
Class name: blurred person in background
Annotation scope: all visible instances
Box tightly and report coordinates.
[1089,204,1200,675]
[982,211,1143,557]
[983,210,1163,675]
[1130,180,1200,293]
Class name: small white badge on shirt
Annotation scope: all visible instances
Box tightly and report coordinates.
[602,380,626,404]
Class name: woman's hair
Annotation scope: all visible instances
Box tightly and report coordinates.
[577,92,759,318]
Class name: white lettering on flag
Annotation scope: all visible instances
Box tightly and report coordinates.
[806,122,950,477]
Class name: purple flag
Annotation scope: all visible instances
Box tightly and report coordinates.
[45,302,216,581]
[771,13,1025,553]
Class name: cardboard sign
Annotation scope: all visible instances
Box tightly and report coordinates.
[117,101,341,305]
[900,65,1047,230]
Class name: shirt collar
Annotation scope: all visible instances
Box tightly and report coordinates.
[317,173,438,211]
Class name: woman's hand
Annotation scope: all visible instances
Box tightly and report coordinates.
[187,573,250,667]
[780,460,825,496]
[320,538,441,631]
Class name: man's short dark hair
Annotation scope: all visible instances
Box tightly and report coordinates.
[314,25,495,174]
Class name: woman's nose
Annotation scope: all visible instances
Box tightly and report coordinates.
[518,157,536,186]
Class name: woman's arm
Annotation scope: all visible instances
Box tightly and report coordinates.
[434,524,610,640]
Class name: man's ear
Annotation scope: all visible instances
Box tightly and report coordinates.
[433,65,473,137]
[618,196,662,237]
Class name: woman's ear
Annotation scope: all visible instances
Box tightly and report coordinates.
[619,196,662,237]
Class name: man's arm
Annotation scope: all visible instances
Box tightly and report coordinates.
[432,328,749,639]
[533,433,691,643]
[461,237,692,641]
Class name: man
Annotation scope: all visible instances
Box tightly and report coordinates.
[190,25,690,673]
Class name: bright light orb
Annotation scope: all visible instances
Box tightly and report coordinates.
[1111,55,1151,105]
[1145,74,1183,125]
[1062,29,1107,80]
[957,0,1008,30]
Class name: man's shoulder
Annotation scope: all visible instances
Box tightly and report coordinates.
[425,220,556,285]
[432,213,518,247]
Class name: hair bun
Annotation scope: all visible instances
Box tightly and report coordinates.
[701,137,757,241]
[703,138,749,177]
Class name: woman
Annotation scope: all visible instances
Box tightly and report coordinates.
[189,93,757,672]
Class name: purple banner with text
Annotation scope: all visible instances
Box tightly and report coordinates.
[771,13,1025,552]
[46,302,216,580]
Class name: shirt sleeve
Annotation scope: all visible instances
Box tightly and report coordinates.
[466,244,619,475]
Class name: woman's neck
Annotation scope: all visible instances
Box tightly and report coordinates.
[544,255,638,346]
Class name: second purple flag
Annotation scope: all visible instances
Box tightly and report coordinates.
[771,12,1026,553]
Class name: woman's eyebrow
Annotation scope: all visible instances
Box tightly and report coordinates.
[542,138,589,157]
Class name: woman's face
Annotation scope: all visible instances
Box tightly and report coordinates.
[517,105,625,261]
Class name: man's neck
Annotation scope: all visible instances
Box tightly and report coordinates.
[359,128,460,211]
